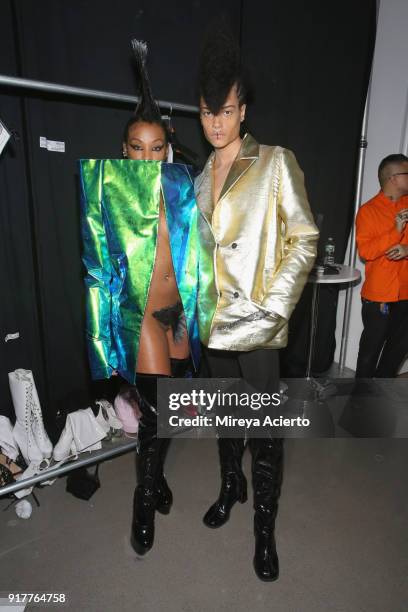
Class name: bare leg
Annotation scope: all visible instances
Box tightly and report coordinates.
[136,315,171,375]
[166,319,189,361]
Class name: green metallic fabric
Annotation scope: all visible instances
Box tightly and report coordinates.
[79,159,199,384]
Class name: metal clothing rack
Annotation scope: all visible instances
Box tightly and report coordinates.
[0,74,199,113]
[0,438,139,498]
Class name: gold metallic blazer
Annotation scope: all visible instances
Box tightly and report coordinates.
[196,133,319,351]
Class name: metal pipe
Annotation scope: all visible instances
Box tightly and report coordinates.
[400,86,408,155]
[0,438,138,497]
[338,91,370,371]
[306,283,320,378]
[338,0,380,373]
[0,74,199,114]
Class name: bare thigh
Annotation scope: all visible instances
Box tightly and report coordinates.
[136,315,172,375]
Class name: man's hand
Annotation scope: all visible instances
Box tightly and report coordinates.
[385,244,408,260]
[395,208,408,233]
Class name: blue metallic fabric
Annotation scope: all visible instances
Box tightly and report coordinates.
[79,159,199,384]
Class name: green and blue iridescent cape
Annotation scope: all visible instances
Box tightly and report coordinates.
[79,159,199,384]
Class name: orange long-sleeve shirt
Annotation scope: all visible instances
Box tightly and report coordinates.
[356,191,408,301]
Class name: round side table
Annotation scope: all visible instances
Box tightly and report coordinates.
[306,264,361,378]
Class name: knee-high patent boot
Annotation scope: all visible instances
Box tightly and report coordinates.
[131,413,161,555]
[203,437,247,528]
[250,437,284,581]
[155,356,191,515]
[130,377,162,556]
[155,437,173,515]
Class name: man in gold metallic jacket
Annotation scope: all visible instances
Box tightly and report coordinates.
[197,31,318,581]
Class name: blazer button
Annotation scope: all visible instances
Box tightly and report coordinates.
[231,242,237,249]
[233,291,239,298]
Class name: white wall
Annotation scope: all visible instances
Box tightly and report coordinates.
[334,0,408,372]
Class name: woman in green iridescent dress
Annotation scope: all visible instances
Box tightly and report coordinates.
[80,41,199,556]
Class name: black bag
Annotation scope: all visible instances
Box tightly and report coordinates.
[66,465,100,501]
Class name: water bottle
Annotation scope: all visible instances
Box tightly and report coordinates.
[324,237,335,265]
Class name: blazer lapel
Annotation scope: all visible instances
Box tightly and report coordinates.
[218,133,259,203]
[195,134,260,223]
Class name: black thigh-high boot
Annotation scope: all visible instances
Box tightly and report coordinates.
[155,357,192,514]
[131,374,165,556]
[203,437,247,528]
[155,437,173,515]
[250,437,284,581]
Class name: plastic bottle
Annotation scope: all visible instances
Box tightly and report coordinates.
[324,237,335,265]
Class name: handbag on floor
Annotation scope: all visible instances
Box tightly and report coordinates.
[66,465,100,501]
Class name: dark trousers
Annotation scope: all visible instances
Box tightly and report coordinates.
[203,347,283,513]
[204,346,280,394]
[356,299,408,378]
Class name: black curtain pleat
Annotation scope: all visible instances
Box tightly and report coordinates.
[0,1,45,421]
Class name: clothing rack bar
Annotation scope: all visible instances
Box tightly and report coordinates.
[0,74,199,113]
[0,438,138,497]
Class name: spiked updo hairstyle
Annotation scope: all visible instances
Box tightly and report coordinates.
[123,39,169,143]
[198,22,248,114]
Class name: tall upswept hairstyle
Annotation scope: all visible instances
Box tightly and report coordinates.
[198,22,247,114]
[123,39,169,142]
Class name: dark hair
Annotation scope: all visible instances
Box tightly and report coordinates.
[378,153,408,188]
[198,21,248,114]
[123,40,169,143]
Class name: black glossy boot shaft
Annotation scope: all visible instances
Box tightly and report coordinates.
[203,438,247,528]
[250,437,283,581]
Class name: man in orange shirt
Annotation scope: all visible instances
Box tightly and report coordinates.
[355,153,408,377]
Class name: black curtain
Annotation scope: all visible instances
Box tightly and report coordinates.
[0,1,46,422]
[0,0,376,433]
[240,1,376,375]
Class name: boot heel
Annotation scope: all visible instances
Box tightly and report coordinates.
[239,483,248,504]
[156,501,171,515]
[155,475,173,515]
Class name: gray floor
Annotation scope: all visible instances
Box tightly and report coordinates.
[1,439,407,612]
